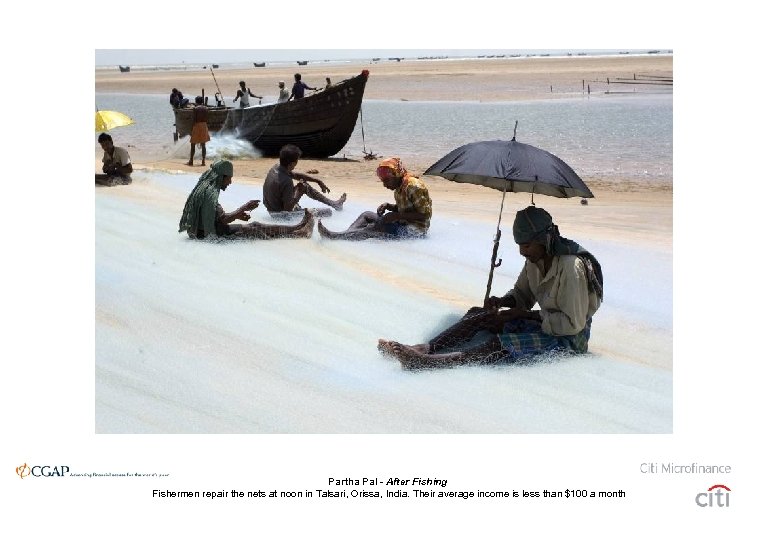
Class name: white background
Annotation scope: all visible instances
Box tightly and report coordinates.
[2,1,776,537]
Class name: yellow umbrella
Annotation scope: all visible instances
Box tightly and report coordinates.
[95,110,134,132]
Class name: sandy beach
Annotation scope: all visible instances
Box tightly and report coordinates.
[94,54,673,434]
[97,55,672,241]
[96,55,673,102]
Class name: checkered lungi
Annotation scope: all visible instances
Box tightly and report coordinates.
[498,318,591,361]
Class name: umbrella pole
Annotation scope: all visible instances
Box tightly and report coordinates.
[484,180,509,304]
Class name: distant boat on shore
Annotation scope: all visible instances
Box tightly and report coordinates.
[118,65,130,73]
[253,62,266,67]
[297,60,308,66]
[212,64,219,68]
[173,71,370,158]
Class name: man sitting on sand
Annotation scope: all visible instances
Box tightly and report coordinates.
[95,132,133,186]
[318,157,432,240]
[179,159,314,240]
[262,144,347,218]
[378,206,603,369]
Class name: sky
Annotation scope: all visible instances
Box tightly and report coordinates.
[93,49,662,66]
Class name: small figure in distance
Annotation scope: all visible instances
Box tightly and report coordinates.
[95,132,133,186]
[262,144,347,218]
[324,77,333,89]
[233,80,260,108]
[187,96,210,167]
[318,157,431,240]
[179,160,314,240]
[378,206,603,369]
[289,73,319,100]
[277,81,291,103]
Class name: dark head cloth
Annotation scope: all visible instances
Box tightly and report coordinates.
[512,206,604,301]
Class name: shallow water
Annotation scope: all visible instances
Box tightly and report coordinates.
[95,93,672,184]
[95,170,672,433]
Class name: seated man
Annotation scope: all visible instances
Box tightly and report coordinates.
[378,206,603,369]
[95,132,133,186]
[179,159,314,240]
[318,157,432,240]
[169,88,189,108]
[262,144,346,218]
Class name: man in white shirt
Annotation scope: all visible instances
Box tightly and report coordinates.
[95,132,133,186]
[233,81,260,108]
[379,206,603,369]
[277,81,290,103]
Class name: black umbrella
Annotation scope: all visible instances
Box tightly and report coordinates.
[424,128,593,302]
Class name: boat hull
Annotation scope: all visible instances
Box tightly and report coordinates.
[173,71,368,158]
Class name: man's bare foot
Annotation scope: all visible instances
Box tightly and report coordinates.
[378,339,428,355]
[333,193,347,211]
[201,161,206,166]
[385,341,464,369]
[186,161,193,166]
[317,220,337,239]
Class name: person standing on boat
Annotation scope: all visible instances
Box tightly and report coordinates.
[289,73,319,100]
[95,132,133,186]
[277,81,291,102]
[179,159,314,240]
[377,206,603,369]
[187,96,210,167]
[318,157,432,241]
[233,81,260,108]
[262,144,347,216]
[324,77,333,89]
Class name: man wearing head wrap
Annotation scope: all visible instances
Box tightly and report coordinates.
[379,206,602,369]
[278,81,290,103]
[262,144,347,218]
[318,157,433,240]
[179,159,314,240]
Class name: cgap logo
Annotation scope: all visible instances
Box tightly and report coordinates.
[695,484,731,508]
[16,463,31,479]
[15,463,70,479]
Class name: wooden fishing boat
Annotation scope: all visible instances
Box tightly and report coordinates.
[253,62,266,67]
[173,70,369,158]
[297,60,308,66]
[118,65,130,72]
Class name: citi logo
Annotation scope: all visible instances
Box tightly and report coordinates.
[695,484,731,507]
[15,463,70,479]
